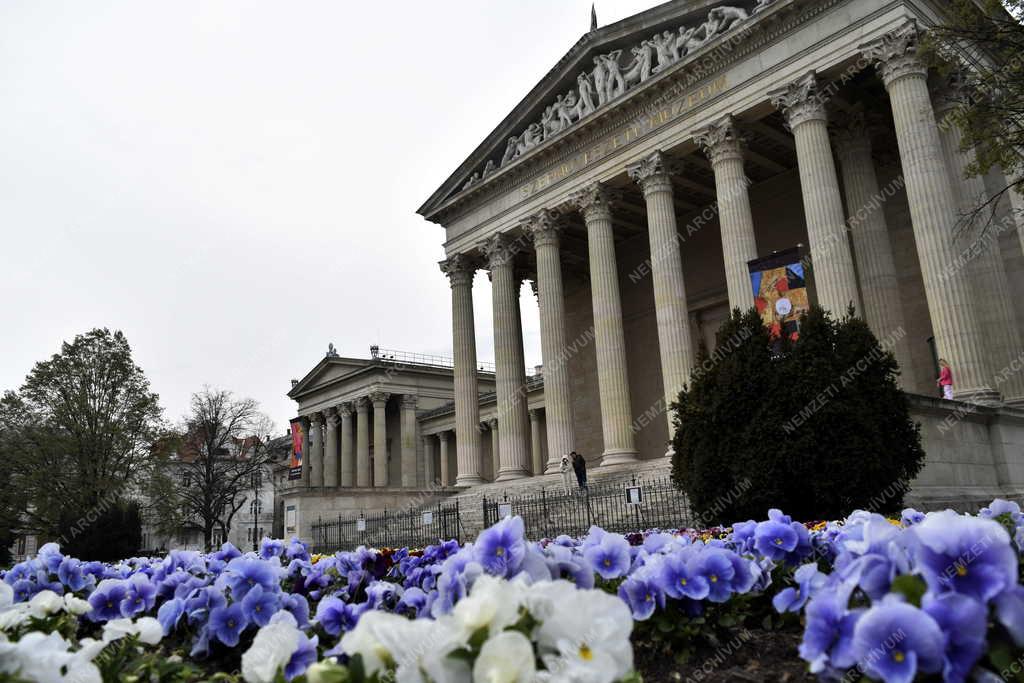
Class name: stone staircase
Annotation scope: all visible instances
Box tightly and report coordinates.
[437,457,677,539]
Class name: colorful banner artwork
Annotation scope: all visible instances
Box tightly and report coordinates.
[289,419,304,481]
[748,247,809,342]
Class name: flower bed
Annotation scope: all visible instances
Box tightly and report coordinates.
[2,501,1024,682]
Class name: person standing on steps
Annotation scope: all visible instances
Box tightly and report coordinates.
[571,451,588,492]
[937,358,954,400]
[559,454,573,495]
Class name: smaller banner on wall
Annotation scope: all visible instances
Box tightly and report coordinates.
[748,246,809,342]
[289,419,304,481]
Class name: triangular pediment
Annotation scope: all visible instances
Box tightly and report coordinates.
[287,356,372,398]
[419,0,777,220]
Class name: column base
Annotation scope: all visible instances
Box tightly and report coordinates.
[454,474,486,488]
[953,387,1002,406]
[1002,396,1024,410]
[496,468,531,482]
[600,449,639,466]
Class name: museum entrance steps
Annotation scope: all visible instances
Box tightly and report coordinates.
[435,456,678,539]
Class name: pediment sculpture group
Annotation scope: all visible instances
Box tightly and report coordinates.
[461,0,778,192]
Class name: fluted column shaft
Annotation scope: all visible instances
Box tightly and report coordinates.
[935,102,1024,402]
[770,74,861,315]
[529,409,544,475]
[309,413,324,488]
[422,436,436,486]
[371,392,389,487]
[862,23,996,401]
[696,118,759,310]
[525,213,576,472]
[355,398,370,487]
[440,256,484,486]
[488,419,500,481]
[299,418,311,487]
[628,152,694,428]
[400,395,418,487]
[832,118,916,387]
[339,404,354,487]
[570,184,638,463]
[1007,171,1024,257]
[483,235,531,480]
[323,409,339,488]
[439,431,451,486]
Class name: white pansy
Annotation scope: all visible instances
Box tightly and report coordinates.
[63,594,92,616]
[135,617,164,645]
[473,631,535,683]
[452,575,525,638]
[339,611,397,677]
[101,618,137,643]
[241,610,301,683]
[521,579,578,624]
[0,582,13,609]
[0,603,32,632]
[28,590,64,618]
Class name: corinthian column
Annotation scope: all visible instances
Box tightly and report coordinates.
[769,73,862,315]
[339,403,354,487]
[481,233,531,481]
[934,82,1024,403]
[308,412,324,488]
[831,110,916,387]
[524,210,576,471]
[299,417,311,487]
[569,183,638,464]
[440,255,485,486]
[422,435,435,486]
[355,397,370,487]
[370,390,390,487]
[861,22,997,402]
[627,151,694,429]
[695,116,759,311]
[438,431,451,486]
[400,394,418,487]
[529,409,544,475]
[488,418,500,481]
[323,408,339,488]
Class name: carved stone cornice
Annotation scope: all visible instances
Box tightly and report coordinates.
[769,72,827,130]
[368,390,390,405]
[523,208,564,249]
[859,21,927,88]
[480,232,520,270]
[569,183,620,223]
[626,151,680,195]
[695,115,745,166]
[439,253,478,288]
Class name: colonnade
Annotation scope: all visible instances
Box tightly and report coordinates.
[433,20,1022,487]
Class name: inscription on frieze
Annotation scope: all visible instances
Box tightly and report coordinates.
[518,75,727,200]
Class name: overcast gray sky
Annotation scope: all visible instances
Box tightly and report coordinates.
[1,0,660,430]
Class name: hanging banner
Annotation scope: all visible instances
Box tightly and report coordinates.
[289,419,304,481]
[748,246,809,342]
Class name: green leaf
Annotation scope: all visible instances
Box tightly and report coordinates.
[889,575,927,607]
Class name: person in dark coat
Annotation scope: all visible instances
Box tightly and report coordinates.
[571,451,588,491]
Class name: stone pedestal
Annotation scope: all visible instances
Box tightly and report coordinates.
[861,23,997,402]
[440,255,485,486]
[570,183,638,464]
[628,151,694,433]
[769,72,862,315]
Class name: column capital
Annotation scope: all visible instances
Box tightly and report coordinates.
[931,70,970,120]
[355,396,370,412]
[439,253,478,288]
[308,412,324,425]
[695,116,745,165]
[859,21,927,88]
[830,108,873,160]
[769,72,828,130]
[325,408,340,427]
[338,401,354,417]
[523,208,564,249]
[438,430,451,443]
[529,408,541,421]
[626,151,680,195]
[400,394,418,409]
[480,232,520,270]
[487,417,498,429]
[569,183,621,223]
[368,390,390,405]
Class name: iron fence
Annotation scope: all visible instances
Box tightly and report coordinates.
[482,475,691,539]
[310,501,461,554]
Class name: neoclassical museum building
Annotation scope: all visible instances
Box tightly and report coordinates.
[281,0,1024,539]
